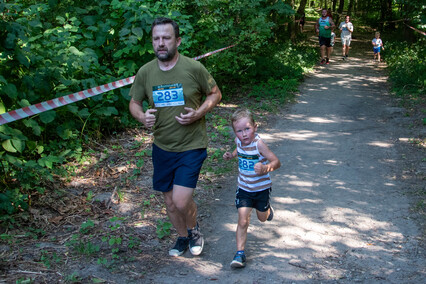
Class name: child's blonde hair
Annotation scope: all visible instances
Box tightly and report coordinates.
[375,31,380,37]
[230,109,255,129]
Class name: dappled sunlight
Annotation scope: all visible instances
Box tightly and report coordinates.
[312,139,335,145]
[323,159,341,165]
[288,180,320,188]
[275,196,322,205]
[367,141,394,148]
[274,130,323,141]
[307,117,335,123]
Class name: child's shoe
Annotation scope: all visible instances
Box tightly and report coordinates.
[230,251,246,268]
[267,206,274,221]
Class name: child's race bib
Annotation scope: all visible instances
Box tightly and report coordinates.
[152,83,185,107]
[238,153,259,175]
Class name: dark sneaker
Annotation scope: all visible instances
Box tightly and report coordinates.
[230,252,246,268]
[169,236,189,257]
[320,59,326,65]
[345,54,348,58]
[267,206,274,221]
[326,58,330,64]
[188,225,204,256]
[342,56,346,60]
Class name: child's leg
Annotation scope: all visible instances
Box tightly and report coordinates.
[377,52,381,62]
[236,207,252,251]
[256,208,271,222]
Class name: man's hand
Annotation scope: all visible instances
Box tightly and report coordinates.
[175,107,199,125]
[143,109,157,128]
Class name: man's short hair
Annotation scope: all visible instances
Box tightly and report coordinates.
[152,17,180,38]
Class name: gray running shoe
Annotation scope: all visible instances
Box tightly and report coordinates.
[188,225,204,256]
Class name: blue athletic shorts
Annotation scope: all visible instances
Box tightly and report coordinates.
[373,47,381,54]
[235,188,272,212]
[152,143,207,192]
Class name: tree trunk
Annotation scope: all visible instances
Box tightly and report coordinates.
[296,0,308,15]
[348,0,354,15]
[337,0,344,14]
[295,0,308,35]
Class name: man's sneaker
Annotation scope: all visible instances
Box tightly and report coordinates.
[267,206,274,221]
[230,252,246,268]
[342,56,346,60]
[345,54,348,58]
[188,225,204,256]
[320,59,326,65]
[326,57,330,64]
[169,236,189,257]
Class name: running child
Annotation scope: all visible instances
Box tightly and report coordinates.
[223,109,281,268]
[372,31,384,62]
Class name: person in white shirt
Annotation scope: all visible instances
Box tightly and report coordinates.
[339,15,354,60]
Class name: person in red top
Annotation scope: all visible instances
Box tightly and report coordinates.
[327,8,333,19]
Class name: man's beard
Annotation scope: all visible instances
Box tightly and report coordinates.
[155,47,177,62]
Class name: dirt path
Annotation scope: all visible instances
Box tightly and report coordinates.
[142,42,425,282]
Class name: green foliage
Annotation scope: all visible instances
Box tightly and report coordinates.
[156,219,172,239]
[386,38,425,100]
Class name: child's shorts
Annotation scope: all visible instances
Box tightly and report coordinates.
[152,143,207,192]
[373,47,381,54]
[235,188,272,212]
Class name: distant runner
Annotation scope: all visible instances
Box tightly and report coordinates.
[316,8,336,65]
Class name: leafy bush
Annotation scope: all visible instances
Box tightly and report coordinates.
[386,38,426,98]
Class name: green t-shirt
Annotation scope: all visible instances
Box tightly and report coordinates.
[319,16,332,38]
[130,55,217,152]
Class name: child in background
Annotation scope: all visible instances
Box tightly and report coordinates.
[223,109,281,268]
[329,31,336,62]
[372,32,384,61]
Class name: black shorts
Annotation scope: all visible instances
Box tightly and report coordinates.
[319,36,331,47]
[235,188,272,212]
[152,144,207,192]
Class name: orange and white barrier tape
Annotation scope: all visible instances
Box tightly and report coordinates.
[0,44,236,126]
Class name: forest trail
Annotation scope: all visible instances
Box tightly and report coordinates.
[142,33,425,283]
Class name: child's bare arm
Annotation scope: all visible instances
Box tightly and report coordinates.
[254,139,281,175]
[223,137,238,160]
[223,148,237,160]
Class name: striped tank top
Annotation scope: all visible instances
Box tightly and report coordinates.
[237,134,272,192]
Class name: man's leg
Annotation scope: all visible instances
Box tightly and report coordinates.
[164,185,198,257]
[326,46,332,63]
[163,186,195,237]
[167,184,204,256]
[320,45,326,59]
